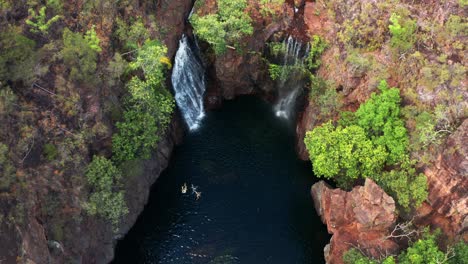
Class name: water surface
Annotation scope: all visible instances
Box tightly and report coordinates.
[113,97,329,263]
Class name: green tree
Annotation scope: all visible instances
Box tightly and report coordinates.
[355,80,409,165]
[112,40,175,163]
[0,27,37,84]
[85,156,128,230]
[304,121,387,188]
[26,6,61,34]
[190,0,253,54]
[115,17,150,50]
[60,28,98,83]
[399,231,446,264]
[376,159,428,210]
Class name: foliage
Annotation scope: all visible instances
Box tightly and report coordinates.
[449,240,468,264]
[309,76,342,118]
[84,25,102,53]
[259,0,285,18]
[106,53,128,87]
[343,249,379,264]
[377,159,428,210]
[128,40,171,80]
[112,41,175,163]
[398,231,445,264]
[190,0,253,54]
[45,0,63,12]
[26,6,61,34]
[305,35,328,71]
[445,15,468,37]
[388,12,417,52]
[0,27,37,84]
[355,80,408,165]
[0,143,15,190]
[336,2,388,50]
[115,17,150,50]
[0,86,18,115]
[112,78,174,162]
[61,28,98,83]
[268,63,282,80]
[43,143,58,161]
[344,230,456,264]
[85,156,128,229]
[304,121,387,188]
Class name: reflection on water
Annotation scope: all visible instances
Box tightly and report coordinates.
[113,97,330,264]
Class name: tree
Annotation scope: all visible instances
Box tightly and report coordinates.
[85,156,128,230]
[0,27,37,84]
[388,12,417,52]
[112,40,175,163]
[376,159,428,210]
[304,121,387,188]
[190,0,253,54]
[355,80,409,165]
[61,28,98,83]
[398,231,446,264]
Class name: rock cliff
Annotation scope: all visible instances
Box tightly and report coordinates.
[312,179,399,264]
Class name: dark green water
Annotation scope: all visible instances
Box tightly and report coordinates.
[113,96,329,263]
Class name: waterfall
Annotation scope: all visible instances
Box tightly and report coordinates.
[274,36,309,119]
[171,35,206,130]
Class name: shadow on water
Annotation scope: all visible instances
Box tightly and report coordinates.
[113,96,330,264]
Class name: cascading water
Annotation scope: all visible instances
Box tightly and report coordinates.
[171,35,206,130]
[274,36,309,119]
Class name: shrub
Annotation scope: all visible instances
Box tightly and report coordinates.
[0,143,15,190]
[61,28,98,83]
[115,17,150,50]
[259,0,285,18]
[84,25,102,53]
[26,6,61,34]
[305,35,327,71]
[85,156,128,229]
[376,159,428,210]
[268,63,282,80]
[388,12,417,52]
[190,0,253,54]
[43,143,58,161]
[0,27,37,84]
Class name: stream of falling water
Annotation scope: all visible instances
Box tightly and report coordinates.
[274,36,310,120]
[171,35,206,130]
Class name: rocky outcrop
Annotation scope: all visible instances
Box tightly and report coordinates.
[416,119,468,240]
[197,0,301,108]
[311,179,399,264]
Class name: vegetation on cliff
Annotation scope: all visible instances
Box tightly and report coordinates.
[305,81,427,210]
[191,0,253,54]
[0,0,179,261]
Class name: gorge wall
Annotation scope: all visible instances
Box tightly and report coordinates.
[0,0,466,263]
[0,0,191,263]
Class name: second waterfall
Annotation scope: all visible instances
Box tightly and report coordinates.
[171,35,206,130]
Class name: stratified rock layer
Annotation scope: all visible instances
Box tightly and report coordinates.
[311,179,399,264]
[416,119,468,239]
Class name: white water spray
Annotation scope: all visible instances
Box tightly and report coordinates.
[171,35,206,130]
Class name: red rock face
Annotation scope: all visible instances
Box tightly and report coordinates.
[416,119,468,240]
[311,179,399,264]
